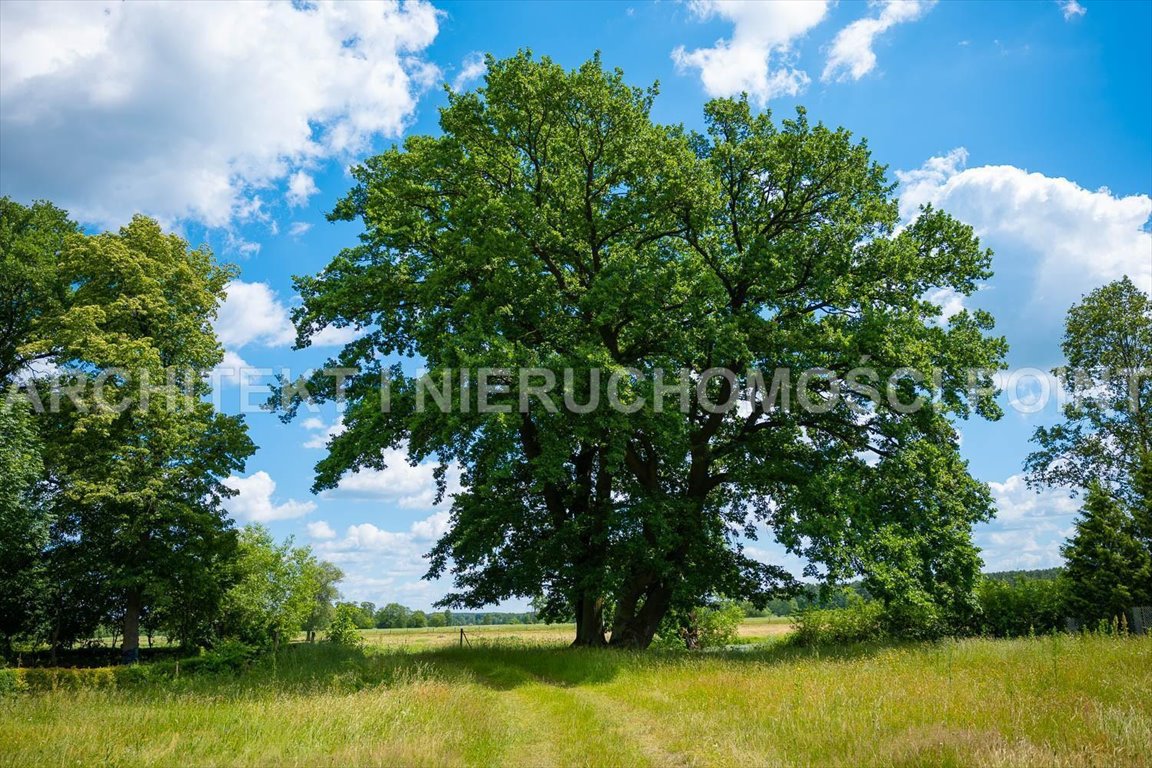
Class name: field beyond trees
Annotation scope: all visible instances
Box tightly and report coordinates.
[2,627,1148,768]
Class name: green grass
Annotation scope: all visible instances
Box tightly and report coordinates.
[1,631,1149,767]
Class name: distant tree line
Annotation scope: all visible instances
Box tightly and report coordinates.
[333,602,540,630]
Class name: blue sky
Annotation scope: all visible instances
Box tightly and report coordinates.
[2,0,1149,609]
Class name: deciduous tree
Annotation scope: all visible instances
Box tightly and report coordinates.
[280,53,1006,648]
[1026,277,1152,506]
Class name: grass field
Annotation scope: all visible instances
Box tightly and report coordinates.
[1,626,1149,767]
[356,616,794,649]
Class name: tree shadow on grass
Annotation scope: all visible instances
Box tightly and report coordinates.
[13,637,920,697]
[393,637,911,691]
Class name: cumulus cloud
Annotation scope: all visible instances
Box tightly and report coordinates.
[822,0,936,82]
[223,471,316,522]
[672,0,829,104]
[310,511,454,606]
[285,171,319,208]
[1059,0,1086,21]
[973,473,1079,572]
[988,474,1079,524]
[288,221,312,238]
[213,349,256,387]
[924,286,967,321]
[897,148,1152,309]
[302,416,347,450]
[452,52,487,91]
[0,0,441,228]
[215,281,297,349]
[215,280,365,350]
[306,520,337,540]
[327,446,462,509]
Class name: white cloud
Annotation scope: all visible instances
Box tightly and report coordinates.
[303,416,347,450]
[326,445,461,509]
[452,52,487,91]
[224,232,263,258]
[215,280,365,350]
[307,520,337,540]
[974,473,1079,571]
[286,171,319,208]
[410,511,451,541]
[822,0,936,82]
[309,324,365,348]
[223,471,316,522]
[215,281,297,349]
[672,0,829,104]
[213,349,255,386]
[988,474,1079,525]
[1059,0,1086,21]
[0,0,441,228]
[288,221,312,237]
[897,149,1152,309]
[924,286,967,321]
[314,511,452,575]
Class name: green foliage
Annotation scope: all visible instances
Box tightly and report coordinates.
[976,575,1069,637]
[0,400,51,652]
[0,206,255,658]
[325,605,363,646]
[1027,277,1152,507]
[302,563,344,639]
[218,526,341,650]
[374,603,412,629]
[982,567,1064,585]
[181,640,259,675]
[792,598,886,646]
[277,52,1006,649]
[0,197,79,383]
[654,600,746,649]
[1062,483,1151,623]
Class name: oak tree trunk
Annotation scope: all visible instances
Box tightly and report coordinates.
[572,595,607,647]
[609,580,672,650]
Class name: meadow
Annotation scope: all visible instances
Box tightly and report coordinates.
[1,623,1149,768]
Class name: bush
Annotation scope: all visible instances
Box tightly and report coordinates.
[793,599,885,646]
[181,639,259,675]
[976,577,1068,637]
[0,668,27,695]
[654,601,746,650]
[326,605,363,646]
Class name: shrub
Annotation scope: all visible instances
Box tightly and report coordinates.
[654,601,746,650]
[181,639,259,675]
[976,577,1068,637]
[326,604,363,646]
[0,668,27,695]
[793,598,885,646]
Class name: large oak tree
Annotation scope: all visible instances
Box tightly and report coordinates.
[281,54,1006,648]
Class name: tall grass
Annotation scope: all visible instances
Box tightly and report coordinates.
[2,633,1149,767]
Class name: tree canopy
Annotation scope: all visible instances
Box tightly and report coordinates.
[1026,276,1152,506]
[1027,276,1152,621]
[279,53,1007,648]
